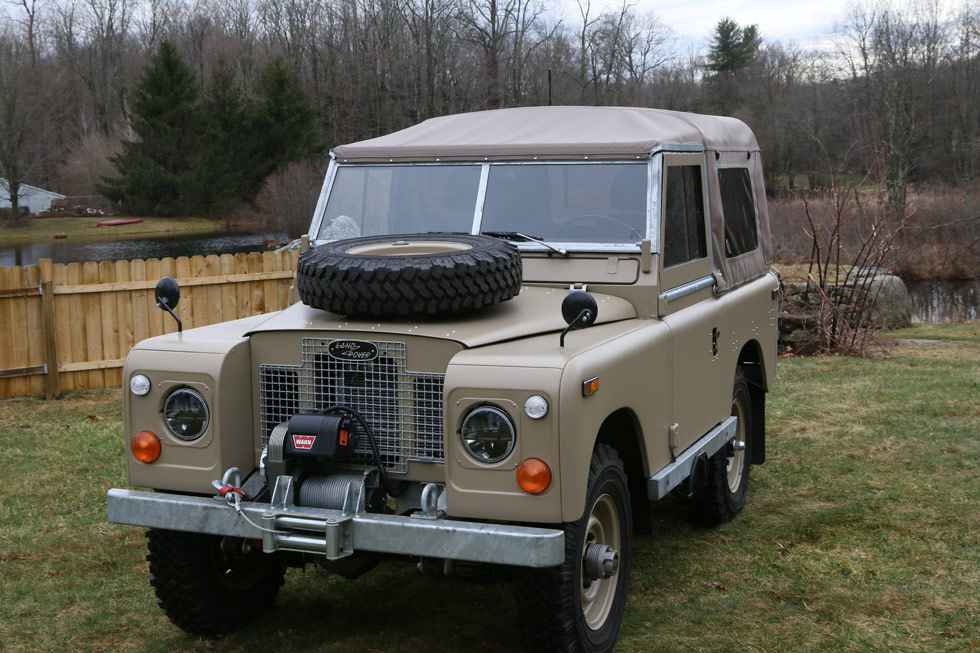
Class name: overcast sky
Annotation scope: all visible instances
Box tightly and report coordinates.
[609,0,852,49]
[0,0,853,51]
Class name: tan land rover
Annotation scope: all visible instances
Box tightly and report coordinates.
[107,106,778,652]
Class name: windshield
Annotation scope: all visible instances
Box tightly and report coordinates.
[316,162,647,245]
[318,165,481,239]
[481,163,646,243]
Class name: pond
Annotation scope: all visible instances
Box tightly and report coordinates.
[907,278,980,323]
[0,231,287,268]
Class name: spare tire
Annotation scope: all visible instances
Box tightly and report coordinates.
[295,233,523,318]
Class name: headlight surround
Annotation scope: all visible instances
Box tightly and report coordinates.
[460,405,515,463]
[162,388,210,441]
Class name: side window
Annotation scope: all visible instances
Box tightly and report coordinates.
[663,165,706,268]
[718,167,759,257]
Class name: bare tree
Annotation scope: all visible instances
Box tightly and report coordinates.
[51,0,136,137]
[403,0,456,118]
[5,0,43,64]
[948,0,980,182]
[836,0,949,218]
[457,0,517,108]
[0,30,49,223]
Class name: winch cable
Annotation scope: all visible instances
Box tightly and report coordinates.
[322,405,408,498]
[211,477,291,535]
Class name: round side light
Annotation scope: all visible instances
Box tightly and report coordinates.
[517,458,552,494]
[524,395,549,419]
[130,374,151,396]
[132,430,161,464]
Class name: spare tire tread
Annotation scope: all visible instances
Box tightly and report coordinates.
[296,233,523,318]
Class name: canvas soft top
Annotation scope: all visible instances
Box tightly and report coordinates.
[331,106,760,162]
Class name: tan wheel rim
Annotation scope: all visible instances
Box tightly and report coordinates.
[727,396,747,493]
[344,240,473,256]
[581,493,620,630]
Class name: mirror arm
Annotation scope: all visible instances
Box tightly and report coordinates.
[157,298,183,333]
[559,309,592,350]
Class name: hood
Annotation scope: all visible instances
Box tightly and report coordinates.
[246,286,636,348]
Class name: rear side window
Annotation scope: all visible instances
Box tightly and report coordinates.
[718,168,758,257]
[663,165,707,268]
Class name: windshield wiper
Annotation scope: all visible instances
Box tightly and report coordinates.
[482,231,568,256]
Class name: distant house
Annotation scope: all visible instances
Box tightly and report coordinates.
[0,178,66,215]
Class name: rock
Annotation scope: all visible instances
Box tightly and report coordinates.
[777,271,913,353]
[864,274,912,329]
[781,327,821,356]
[277,238,304,252]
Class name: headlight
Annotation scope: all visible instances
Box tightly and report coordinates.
[163,388,209,441]
[460,406,515,463]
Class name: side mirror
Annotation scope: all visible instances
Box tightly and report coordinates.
[155,276,182,333]
[560,291,598,349]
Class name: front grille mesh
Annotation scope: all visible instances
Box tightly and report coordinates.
[259,339,445,472]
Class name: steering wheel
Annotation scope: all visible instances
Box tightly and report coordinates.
[566,214,644,240]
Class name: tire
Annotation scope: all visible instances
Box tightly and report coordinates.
[514,444,632,652]
[689,366,753,527]
[295,233,523,318]
[146,528,285,634]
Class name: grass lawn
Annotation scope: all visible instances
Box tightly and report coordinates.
[1,326,978,651]
[885,322,980,343]
[0,216,223,246]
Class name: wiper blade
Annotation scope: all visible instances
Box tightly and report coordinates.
[482,231,568,256]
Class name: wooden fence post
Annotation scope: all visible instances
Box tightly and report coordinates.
[39,259,60,400]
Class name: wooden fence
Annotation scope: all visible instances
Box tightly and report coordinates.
[0,250,300,399]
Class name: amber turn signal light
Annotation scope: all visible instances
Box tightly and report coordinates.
[517,458,551,494]
[132,431,161,464]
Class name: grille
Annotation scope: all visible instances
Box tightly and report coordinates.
[259,339,445,473]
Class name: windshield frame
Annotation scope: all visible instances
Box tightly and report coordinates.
[310,158,667,253]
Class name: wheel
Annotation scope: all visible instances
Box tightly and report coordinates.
[688,366,754,526]
[514,444,632,652]
[295,233,522,318]
[146,528,285,634]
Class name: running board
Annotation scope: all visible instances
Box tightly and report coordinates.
[647,416,737,500]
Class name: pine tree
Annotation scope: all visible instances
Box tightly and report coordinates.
[704,18,761,114]
[195,59,253,214]
[706,18,760,74]
[247,57,322,189]
[100,41,199,216]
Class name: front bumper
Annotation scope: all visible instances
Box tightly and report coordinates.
[106,488,565,568]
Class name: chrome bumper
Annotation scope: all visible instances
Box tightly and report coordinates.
[106,488,564,568]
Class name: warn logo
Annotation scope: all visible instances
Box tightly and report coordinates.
[292,434,316,450]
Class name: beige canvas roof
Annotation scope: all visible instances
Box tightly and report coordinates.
[332,106,760,162]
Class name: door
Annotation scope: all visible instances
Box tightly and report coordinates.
[659,153,724,456]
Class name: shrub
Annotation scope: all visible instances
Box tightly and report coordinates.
[254,159,327,238]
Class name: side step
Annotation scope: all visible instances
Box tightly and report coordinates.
[647,416,737,500]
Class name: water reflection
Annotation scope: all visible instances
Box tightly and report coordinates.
[908,279,980,323]
[0,231,286,268]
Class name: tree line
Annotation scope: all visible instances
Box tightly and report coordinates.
[0,0,977,223]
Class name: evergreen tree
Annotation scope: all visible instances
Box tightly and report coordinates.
[706,18,760,74]
[704,18,761,114]
[195,59,253,213]
[100,41,199,216]
[248,57,322,189]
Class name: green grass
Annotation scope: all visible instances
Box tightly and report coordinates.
[1,339,979,651]
[885,322,980,343]
[0,216,223,246]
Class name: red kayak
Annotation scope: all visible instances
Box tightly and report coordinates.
[97,218,143,227]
